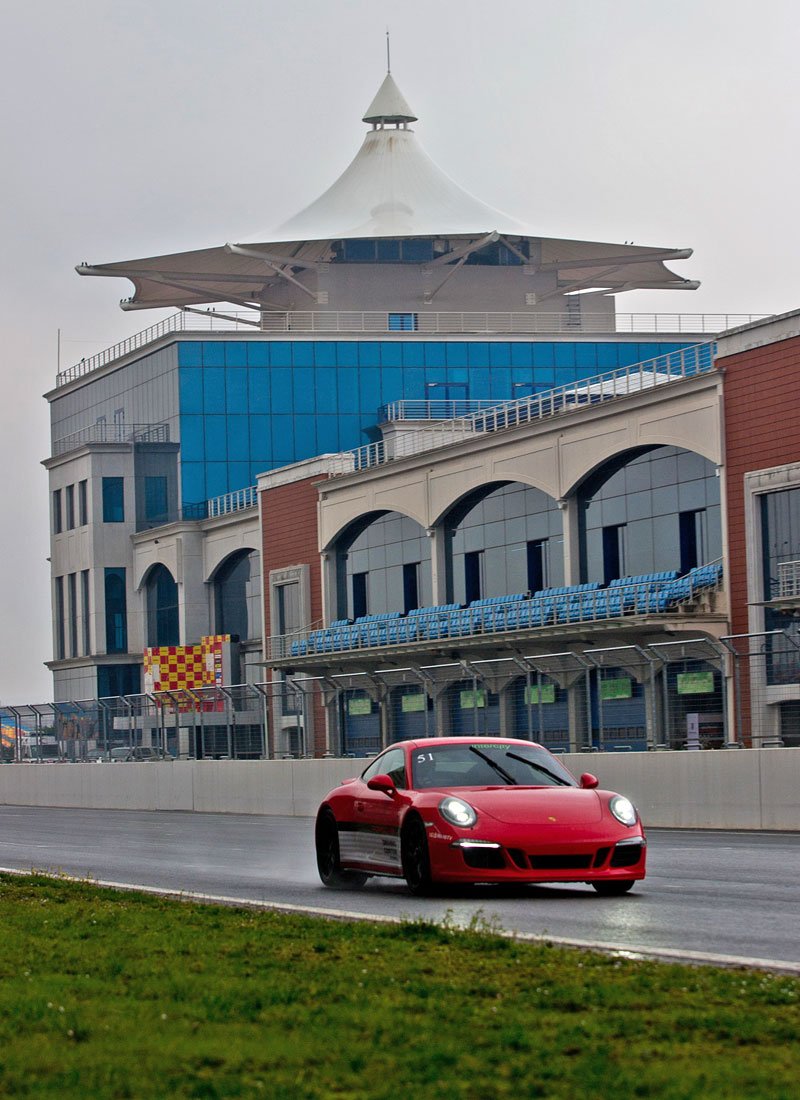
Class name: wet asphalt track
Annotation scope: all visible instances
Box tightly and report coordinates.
[0,806,798,970]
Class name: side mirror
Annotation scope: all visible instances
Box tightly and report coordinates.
[366,773,397,797]
[579,772,599,789]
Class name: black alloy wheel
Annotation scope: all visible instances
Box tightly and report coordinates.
[401,815,434,896]
[315,808,368,889]
[592,879,635,896]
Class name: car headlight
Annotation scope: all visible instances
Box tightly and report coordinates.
[439,796,477,828]
[609,795,638,826]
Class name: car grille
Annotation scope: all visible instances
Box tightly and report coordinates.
[507,846,614,871]
[467,844,642,873]
[610,842,644,868]
[462,847,507,870]
[528,853,594,870]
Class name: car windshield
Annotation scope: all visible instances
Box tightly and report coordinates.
[411,743,576,789]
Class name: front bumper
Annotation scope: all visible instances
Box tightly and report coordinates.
[427,824,646,884]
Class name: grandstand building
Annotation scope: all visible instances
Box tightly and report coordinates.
[45,71,781,755]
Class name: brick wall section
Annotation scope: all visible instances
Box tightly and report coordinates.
[260,474,328,755]
[721,334,800,636]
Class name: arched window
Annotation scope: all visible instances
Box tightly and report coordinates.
[214,550,259,641]
[578,446,721,584]
[145,565,179,648]
[446,482,564,603]
[334,512,432,619]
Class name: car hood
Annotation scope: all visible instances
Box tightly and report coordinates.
[463,787,604,826]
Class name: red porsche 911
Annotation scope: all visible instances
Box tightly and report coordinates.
[315,737,645,895]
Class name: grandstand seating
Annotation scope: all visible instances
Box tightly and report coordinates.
[287,564,723,657]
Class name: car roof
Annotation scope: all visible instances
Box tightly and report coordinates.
[391,736,546,751]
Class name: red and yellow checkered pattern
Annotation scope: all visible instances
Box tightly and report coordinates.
[144,635,231,693]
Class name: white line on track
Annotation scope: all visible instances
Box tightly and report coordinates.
[2,865,799,977]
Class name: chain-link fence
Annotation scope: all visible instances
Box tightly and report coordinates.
[4,631,800,760]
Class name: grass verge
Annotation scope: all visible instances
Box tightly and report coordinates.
[0,873,798,1098]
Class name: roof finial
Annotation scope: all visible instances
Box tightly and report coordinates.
[386,29,391,74]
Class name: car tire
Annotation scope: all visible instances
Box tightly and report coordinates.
[315,808,368,889]
[401,815,434,896]
[592,879,636,896]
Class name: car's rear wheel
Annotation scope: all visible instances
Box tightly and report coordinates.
[592,879,636,896]
[315,808,368,889]
[401,815,433,895]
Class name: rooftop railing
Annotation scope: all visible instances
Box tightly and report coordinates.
[51,422,170,457]
[55,309,769,388]
[329,342,716,477]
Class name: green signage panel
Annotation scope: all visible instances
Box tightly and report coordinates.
[600,677,632,701]
[347,696,372,716]
[401,692,426,713]
[460,689,486,709]
[677,671,715,695]
[524,683,556,705]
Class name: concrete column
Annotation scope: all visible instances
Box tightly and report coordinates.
[428,526,449,605]
[560,496,582,586]
[177,530,210,643]
[498,682,517,737]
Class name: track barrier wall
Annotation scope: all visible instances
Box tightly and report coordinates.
[0,749,797,829]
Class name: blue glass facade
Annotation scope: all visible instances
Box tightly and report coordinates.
[177,339,691,505]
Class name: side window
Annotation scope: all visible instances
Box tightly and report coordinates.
[102,477,125,523]
[361,747,407,789]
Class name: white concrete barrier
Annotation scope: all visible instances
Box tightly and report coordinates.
[0,749,797,829]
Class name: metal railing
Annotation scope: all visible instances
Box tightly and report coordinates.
[328,342,716,477]
[51,422,170,457]
[55,309,769,388]
[380,399,507,421]
[777,561,800,599]
[180,485,259,522]
[208,485,258,518]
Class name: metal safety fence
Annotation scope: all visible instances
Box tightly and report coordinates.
[2,632,799,762]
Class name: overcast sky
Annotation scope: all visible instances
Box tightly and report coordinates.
[1,0,798,702]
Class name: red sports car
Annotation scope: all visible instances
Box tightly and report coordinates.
[315,737,645,895]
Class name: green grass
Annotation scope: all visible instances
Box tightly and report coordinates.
[0,875,797,1098]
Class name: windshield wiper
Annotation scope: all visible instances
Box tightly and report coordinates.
[468,746,517,785]
[505,751,571,786]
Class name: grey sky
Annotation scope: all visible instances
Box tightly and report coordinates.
[0,0,798,701]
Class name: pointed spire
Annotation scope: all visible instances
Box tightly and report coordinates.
[362,72,418,125]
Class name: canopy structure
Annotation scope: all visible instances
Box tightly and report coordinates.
[76,73,698,312]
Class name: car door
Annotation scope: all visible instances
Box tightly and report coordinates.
[346,747,407,873]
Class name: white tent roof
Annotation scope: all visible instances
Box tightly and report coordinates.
[76,73,698,310]
[270,125,527,242]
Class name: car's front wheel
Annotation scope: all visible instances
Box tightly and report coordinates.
[315,808,368,889]
[401,815,434,896]
[592,879,636,896]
